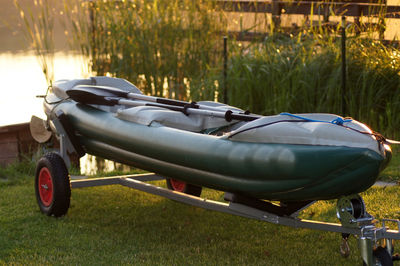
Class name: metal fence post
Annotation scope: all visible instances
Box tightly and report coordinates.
[341,16,346,116]
[223,36,228,104]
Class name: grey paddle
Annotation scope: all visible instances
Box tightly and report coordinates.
[72,84,249,115]
[65,87,260,122]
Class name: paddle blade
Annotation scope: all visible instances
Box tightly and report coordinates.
[76,85,129,98]
[66,87,119,106]
[30,115,52,143]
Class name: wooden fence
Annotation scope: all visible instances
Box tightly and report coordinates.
[220,0,400,18]
[88,0,400,41]
[218,0,400,39]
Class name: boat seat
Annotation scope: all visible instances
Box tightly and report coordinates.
[116,101,242,132]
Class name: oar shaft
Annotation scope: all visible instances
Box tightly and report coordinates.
[119,99,183,112]
[126,92,241,113]
[66,86,259,122]
[118,99,259,122]
[75,85,246,114]
[127,92,190,107]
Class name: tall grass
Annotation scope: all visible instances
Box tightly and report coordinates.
[227,28,400,138]
[63,0,226,100]
[0,156,35,186]
[14,0,56,86]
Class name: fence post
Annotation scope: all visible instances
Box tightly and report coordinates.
[223,36,228,104]
[89,0,96,62]
[378,17,386,40]
[354,5,361,36]
[323,4,329,24]
[341,16,347,116]
[272,0,281,29]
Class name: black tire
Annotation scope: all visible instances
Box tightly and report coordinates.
[166,178,202,197]
[363,246,393,266]
[35,152,71,217]
[373,247,393,266]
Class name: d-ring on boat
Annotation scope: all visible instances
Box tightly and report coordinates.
[34,76,399,265]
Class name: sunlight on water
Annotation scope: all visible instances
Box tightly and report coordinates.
[0,52,109,174]
[0,52,89,126]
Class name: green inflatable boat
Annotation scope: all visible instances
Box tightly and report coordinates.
[42,76,391,202]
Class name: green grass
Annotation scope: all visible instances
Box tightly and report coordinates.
[380,147,400,182]
[1,169,400,264]
[0,158,36,187]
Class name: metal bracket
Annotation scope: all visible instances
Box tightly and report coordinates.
[359,236,374,265]
[336,194,372,228]
[51,119,73,168]
[382,218,400,232]
[50,110,85,168]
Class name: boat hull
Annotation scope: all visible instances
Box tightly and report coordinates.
[48,101,389,201]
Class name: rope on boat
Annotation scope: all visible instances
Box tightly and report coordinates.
[228,112,354,139]
[228,112,399,147]
[279,113,353,126]
[227,119,306,138]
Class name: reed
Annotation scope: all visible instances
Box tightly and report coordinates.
[14,0,56,86]
[63,0,226,100]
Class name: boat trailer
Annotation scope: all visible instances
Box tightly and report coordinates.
[35,112,400,265]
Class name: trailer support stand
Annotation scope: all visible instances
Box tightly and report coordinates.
[360,237,374,265]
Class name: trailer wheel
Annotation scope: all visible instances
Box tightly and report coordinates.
[363,247,393,266]
[35,152,71,217]
[166,178,202,197]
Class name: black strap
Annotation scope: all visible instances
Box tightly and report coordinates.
[55,110,85,157]
[183,102,198,116]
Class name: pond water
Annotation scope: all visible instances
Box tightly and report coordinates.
[0,52,88,126]
[0,51,121,174]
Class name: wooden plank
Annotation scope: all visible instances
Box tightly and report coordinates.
[18,128,35,143]
[0,132,17,143]
[0,122,38,165]
[0,122,30,134]
[20,140,38,155]
[227,27,400,44]
[0,142,18,159]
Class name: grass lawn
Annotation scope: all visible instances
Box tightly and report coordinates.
[1,174,400,265]
[380,146,400,182]
[0,147,399,265]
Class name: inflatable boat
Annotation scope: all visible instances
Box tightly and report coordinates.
[41,76,391,202]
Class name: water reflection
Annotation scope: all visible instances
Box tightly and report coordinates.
[0,51,106,174]
[80,154,132,176]
[0,51,89,126]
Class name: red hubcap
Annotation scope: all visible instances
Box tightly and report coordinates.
[38,167,53,207]
[170,179,186,192]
